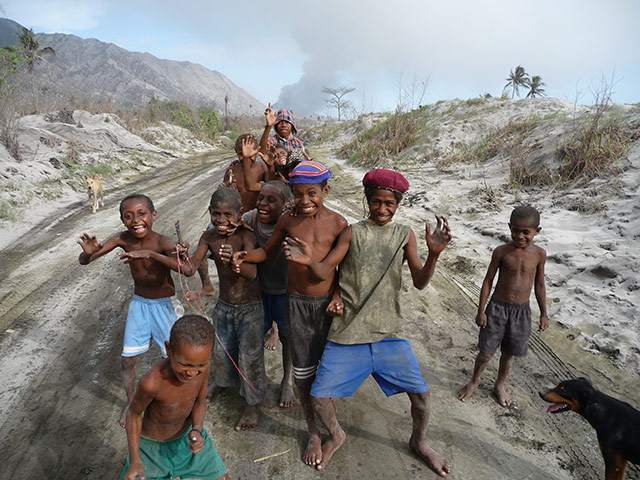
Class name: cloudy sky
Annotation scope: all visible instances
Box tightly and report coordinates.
[4,0,639,114]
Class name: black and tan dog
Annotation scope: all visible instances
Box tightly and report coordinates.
[540,378,640,480]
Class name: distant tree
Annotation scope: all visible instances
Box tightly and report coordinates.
[525,75,546,99]
[322,86,355,121]
[17,27,55,72]
[504,65,529,99]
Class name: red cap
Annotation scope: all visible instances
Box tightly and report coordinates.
[362,169,409,193]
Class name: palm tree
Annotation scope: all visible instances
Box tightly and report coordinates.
[17,27,55,72]
[525,75,546,99]
[504,65,529,99]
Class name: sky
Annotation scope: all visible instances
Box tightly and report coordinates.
[3,0,639,115]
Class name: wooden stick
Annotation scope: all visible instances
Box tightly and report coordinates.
[253,448,291,463]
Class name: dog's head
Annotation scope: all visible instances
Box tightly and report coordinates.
[539,378,595,415]
[85,176,102,192]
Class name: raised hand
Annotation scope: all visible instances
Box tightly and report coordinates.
[218,244,233,265]
[231,250,247,273]
[241,137,260,161]
[77,232,102,255]
[326,299,344,317]
[425,215,452,255]
[264,102,276,128]
[283,237,312,265]
[262,145,276,167]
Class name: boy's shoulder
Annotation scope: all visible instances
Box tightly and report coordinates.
[320,206,348,227]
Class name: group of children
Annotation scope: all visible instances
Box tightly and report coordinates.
[78,106,548,479]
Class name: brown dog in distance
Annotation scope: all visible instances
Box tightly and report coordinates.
[85,176,104,213]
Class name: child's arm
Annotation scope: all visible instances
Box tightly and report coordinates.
[221,232,257,280]
[117,236,186,273]
[326,274,344,317]
[535,249,548,331]
[183,234,214,276]
[231,215,288,270]
[258,102,276,153]
[240,137,267,192]
[405,215,451,290]
[123,373,160,480]
[283,226,352,282]
[188,364,210,454]
[476,249,500,328]
[77,232,121,264]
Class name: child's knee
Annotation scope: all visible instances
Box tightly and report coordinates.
[478,351,494,363]
[121,356,138,370]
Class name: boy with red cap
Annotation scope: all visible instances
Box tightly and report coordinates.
[231,160,347,467]
[286,168,452,475]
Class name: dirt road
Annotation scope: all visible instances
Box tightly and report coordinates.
[1,149,637,479]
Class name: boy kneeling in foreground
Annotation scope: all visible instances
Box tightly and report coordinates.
[122,315,229,480]
[287,169,452,475]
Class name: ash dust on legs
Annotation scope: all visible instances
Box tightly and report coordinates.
[119,355,139,427]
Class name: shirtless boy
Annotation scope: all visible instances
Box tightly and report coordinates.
[182,187,267,431]
[232,161,348,467]
[458,205,548,407]
[287,169,452,475]
[223,134,270,213]
[78,194,185,427]
[121,314,229,480]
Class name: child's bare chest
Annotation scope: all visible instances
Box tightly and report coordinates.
[501,250,537,276]
[288,219,337,256]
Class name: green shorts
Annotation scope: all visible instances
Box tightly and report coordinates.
[120,427,226,480]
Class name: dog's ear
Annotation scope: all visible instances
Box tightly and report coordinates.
[97,176,102,180]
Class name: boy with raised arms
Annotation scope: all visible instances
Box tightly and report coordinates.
[231,161,348,467]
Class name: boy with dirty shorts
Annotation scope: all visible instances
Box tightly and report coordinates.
[77,193,185,428]
[231,161,348,467]
[121,314,229,480]
[286,169,452,475]
[458,205,548,407]
[180,187,267,431]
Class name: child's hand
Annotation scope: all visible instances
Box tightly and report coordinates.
[326,299,344,317]
[77,232,102,254]
[174,242,190,259]
[189,430,204,454]
[123,460,144,480]
[284,200,298,217]
[218,244,233,265]
[425,215,452,255]
[241,137,260,161]
[265,102,276,127]
[539,314,549,332]
[231,251,247,273]
[284,237,312,265]
[475,311,487,328]
[118,250,152,263]
[262,146,276,167]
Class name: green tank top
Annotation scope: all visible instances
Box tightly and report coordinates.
[328,220,411,345]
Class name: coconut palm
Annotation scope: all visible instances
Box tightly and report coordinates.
[17,27,55,72]
[525,75,546,99]
[504,65,529,99]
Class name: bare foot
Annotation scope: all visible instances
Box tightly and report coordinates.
[119,403,130,428]
[316,428,346,471]
[264,329,279,351]
[493,384,512,407]
[235,404,260,431]
[279,380,296,408]
[303,432,323,467]
[201,284,215,296]
[206,385,226,403]
[409,435,451,477]
[458,381,479,402]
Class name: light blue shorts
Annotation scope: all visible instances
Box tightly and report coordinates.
[122,295,184,358]
[311,338,429,398]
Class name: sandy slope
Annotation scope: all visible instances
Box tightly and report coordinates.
[1,100,640,479]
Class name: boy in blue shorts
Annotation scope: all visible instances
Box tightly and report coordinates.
[122,314,229,480]
[287,169,452,475]
[78,193,185,427]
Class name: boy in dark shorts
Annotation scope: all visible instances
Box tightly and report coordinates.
[121,315,229,480]
[231,161,348,467]
[286,169,452,475]
[181,187,267,431]
[458,205,548,407]
[77,194,185,428]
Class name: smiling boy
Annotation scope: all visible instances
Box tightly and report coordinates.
[231,161,347,467]
[458,205,548,407]
[121,314,229,480]
[78,194,185,427]
[285,169,452,475]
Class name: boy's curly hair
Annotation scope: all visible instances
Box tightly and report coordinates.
[234,134,257,155]
[209,187,242,211]
[119,194,155,218]
[263,180,293,203]
[169,315,214,350]
[510,205,540,227]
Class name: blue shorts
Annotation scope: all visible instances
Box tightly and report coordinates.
[122,295,184,358]
[311,338,429,398]
[262,292,287,337]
